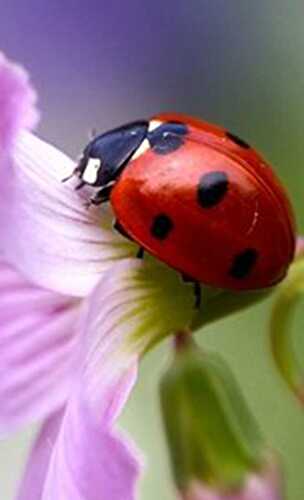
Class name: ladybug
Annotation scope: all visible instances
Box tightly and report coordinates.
[68,113,296,305]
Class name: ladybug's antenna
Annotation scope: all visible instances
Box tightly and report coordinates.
[61,171,75,183]
[89,128,97,140]
[61,164,82,183]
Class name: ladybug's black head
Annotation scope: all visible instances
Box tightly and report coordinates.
[76,121,148,188]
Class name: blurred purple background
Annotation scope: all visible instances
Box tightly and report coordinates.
[1,0,299,158]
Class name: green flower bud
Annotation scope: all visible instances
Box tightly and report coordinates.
[160,334,280,496]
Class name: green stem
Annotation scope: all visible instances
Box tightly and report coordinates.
[270,258,304,404]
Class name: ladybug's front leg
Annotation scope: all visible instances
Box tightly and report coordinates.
[89,184,114,205]
[113,220,131,238]
[114,221,145,260]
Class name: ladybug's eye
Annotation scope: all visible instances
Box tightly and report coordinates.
[82,157,102,184]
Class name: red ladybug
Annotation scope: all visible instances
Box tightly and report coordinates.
[70,113,296,299]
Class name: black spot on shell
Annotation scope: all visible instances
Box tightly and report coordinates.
[197,171,228,208]
[148,122,188,155]
[229,249,258,279]
[151,214,174,240]
[226,131,250,149]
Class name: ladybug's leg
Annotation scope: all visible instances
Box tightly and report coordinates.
[113,220,131,239]
[136,247,145,259]
[75,180,86,191]
[89,184,114,205]
[114,221,145,260]
[181,274,201,309]
[194,282,201,309]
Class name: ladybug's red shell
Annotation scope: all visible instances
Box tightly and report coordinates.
[110,113,296,290]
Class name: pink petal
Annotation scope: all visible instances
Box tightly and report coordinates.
[1,131,135,296]
[41,388,141,500]
[16,410,64,500]
[0,52,38,155]
[0,258,80,434]
[40,259,156,500]
[21,256,193,499]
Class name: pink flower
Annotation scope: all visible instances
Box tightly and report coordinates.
[0,52,198,500]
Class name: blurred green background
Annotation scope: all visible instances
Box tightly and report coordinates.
[1,1,304,498]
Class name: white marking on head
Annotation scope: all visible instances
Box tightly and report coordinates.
[148,120,162,132]
[82,157,101,184]
[130,138,150,161]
